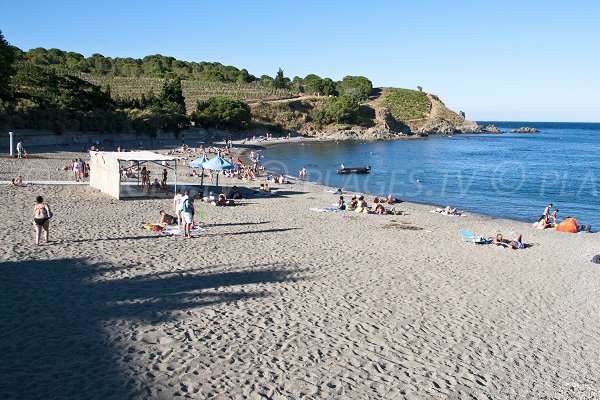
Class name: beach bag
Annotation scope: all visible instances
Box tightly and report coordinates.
[45,204,53,219]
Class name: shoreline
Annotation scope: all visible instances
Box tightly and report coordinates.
[237,136,595,232]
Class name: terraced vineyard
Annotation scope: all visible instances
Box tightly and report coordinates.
[73,73,299,113]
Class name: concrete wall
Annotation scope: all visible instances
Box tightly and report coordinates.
[89,152,122,199]
[4,128,215,149]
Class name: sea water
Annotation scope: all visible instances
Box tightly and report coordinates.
[260,122,600,228]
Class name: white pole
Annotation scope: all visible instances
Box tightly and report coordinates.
[9,132,13,156]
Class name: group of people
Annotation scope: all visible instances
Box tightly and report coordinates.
[337,194,401,215]
[533,202,578,231]
[71,158,88,182]
[158,188,239,237]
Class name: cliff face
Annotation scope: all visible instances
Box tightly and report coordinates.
[404,93,480,135]
[249,88,489,139]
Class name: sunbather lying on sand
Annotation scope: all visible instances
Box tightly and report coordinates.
[493,233,526,249]
[433,206,463,216]
[10,177,33,187]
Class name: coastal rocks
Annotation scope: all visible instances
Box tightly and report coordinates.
[376,109,411,134]
[478,124,501,133]
[510,127,540,133]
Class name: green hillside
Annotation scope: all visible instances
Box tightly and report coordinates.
[382,88,430,121]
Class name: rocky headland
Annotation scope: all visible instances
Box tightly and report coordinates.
[250,88,499,140]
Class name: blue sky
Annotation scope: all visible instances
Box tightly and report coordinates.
[2,0,599,122]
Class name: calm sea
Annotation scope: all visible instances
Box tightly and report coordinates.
[260,122,600,228]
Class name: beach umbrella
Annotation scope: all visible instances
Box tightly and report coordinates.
[189,155,209,186]
[202,155,234,188]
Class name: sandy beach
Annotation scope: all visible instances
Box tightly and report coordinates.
[1,144,599,399]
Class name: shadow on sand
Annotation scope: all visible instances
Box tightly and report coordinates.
[0,258,300,399]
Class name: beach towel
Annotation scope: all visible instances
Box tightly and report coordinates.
[310,207,340,213]
[161,226,208,236]
[459,229,489,244]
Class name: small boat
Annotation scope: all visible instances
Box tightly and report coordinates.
[336,166,371,174]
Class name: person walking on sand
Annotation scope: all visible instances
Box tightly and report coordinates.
[33,196,51,245]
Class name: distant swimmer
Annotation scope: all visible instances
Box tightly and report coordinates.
[416,179,422,183]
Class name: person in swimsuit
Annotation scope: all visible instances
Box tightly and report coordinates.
[493,233,525,249]
[543,203,553,220]
[33,195,50,246]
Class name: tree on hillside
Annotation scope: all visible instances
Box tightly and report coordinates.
[259,75,274,88]
[192,96,250,130]
[303,74,322,95]
[337,75,373,101]
[274,68,287,89]
[159,77,185,111]
[0,30,16,101]
[324,94,359,123]
[320,78,337,96]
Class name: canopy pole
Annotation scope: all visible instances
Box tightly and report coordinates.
[174,160,177,194]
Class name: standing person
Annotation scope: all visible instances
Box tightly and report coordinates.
[16,141,23,158]
[33,196,51,245]
[72,159,81,182]
[178,190,194,238]
[78,158,85,181]
[161,168,168,188]
[173,189,183,227]
[543,203,553,220]
[551,209,559,225]
[140,167,149,187]
[299,167,307,178]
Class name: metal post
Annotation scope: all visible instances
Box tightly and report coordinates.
[174,161,177,194]
[9,132,13,156]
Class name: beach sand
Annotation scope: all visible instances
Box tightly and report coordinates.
[1,147,599,399]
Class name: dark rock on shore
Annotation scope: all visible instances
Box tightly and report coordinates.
[478,124,501,133]
[510,127,540,133]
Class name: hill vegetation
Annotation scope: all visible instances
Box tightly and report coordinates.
[0,29,477,137]
[382,88,430,121]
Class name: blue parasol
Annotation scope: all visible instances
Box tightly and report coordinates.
[202,155,234,188]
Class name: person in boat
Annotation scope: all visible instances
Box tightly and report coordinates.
[340,163,345,169]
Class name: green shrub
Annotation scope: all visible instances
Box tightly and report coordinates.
[382,88,429,121]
